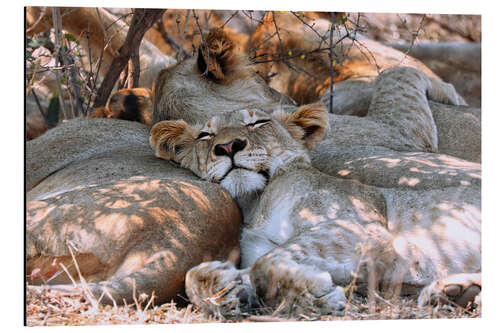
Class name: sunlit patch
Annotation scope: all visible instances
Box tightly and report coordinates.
[327,203,340,219]
[409,167,432,174]
[349,197,382,222]
[27,202,57,224]
[398,177,420,187]
[298,208,326,224]
[378,158,401,168]
[393,235,409,257]
[113,252,148,277]
[467,172,481,179]
[178,182,212,212]
[94,213,144,238]
[337,169,351,176]
[147,250,178,268]
[104,199,131,209]
[334,219,365,238]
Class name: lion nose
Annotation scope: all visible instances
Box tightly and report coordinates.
[214,138,247,158]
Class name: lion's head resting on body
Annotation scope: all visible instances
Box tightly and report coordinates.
[150,103,328,198]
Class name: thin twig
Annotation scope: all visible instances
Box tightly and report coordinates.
[66,242,99,309]
[61,35,84,116]
[251,46,332,64]
[352,38,382,74]
[51,7,69,120]
[290,11,328,46]
[84,28,94,114]
[179,9,191,49]
[95,8,119,58]
[94,8,109,90]
[221,10,239,28]
[204,10,214,32]
[328,12,335,114]
[248,31,278,58]
[26,7,48,35]
[397,14,427,67]
[30,89,49,127]
[156,20,191,59]
[192,9,209,76]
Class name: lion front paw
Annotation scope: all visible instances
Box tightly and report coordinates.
[185,261,258,314]
[417,273,481,309]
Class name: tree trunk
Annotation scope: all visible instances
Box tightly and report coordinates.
[93,9,165,108]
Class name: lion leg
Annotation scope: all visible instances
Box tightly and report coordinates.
[366,66,439,152]
[27,259,190,305]
[418,272,481,309]
[184,261,258,313]
[250,247,347,314]
[427,77,467,106]
[366,66,465,153]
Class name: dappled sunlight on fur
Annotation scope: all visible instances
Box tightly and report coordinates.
[152,66,482,316]
[26,118,242,304]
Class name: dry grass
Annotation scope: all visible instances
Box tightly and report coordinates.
[26,287,480,326]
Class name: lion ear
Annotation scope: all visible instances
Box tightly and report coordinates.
[274,103,329,149]
[196,28,243,84]
[149,120,196,160]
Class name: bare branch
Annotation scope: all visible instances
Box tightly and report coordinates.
[179,9,191,48]
[156,19,191,59]
[290,11,328,46]
[396,14,427,67]
[192,9,209,76]
[221,10,239,28]
[51,7,70,119]
[127,48,140,89]
[30,89,49,127]
[93,8,166,108]
[328,12,335,114]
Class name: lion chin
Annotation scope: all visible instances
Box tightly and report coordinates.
[220,168,267,198]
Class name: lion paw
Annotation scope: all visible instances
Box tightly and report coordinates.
[428,79,467,106]
[418,273,481,308]
[185,261,258,313]
[315,286,347,313]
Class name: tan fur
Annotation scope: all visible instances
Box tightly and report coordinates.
[145,10,248,58]
[249,11,443,105]
[152,28,295,124]
[277,103,330,149]
[26,118,242,304]
[150,67,480,315]
[152,27,478,163]
[26,111,48,141]
[88,88,153,125]
[198,28,249,84]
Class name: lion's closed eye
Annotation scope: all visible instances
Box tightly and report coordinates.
[196,131,214,140]
[247,119,270,128]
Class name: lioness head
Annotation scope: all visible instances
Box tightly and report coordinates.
[150,103,328,198]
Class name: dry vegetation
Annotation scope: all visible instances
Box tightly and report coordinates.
[26,286,480,326]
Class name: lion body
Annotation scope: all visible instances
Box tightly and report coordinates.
[26,118,242,304]
[151,63,481,314]
[26,25,481,313]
